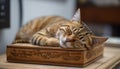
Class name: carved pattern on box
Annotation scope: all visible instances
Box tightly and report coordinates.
[7,44,103,67]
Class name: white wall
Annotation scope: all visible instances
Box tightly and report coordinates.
[0,0,19,54]
[22,0,76,24]
[0,0,76,54]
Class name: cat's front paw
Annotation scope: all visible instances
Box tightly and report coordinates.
[47,38,60,46]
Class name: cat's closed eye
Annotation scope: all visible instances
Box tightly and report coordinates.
[66,29,72,35]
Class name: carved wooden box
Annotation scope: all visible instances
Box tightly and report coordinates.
[7,43,104,67]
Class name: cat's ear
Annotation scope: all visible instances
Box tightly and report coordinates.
[91,36,108,46]
[71,8,81,22]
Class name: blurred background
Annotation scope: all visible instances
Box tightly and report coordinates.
[0,0,120,54]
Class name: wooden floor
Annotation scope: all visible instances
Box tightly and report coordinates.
[0,45,120,69]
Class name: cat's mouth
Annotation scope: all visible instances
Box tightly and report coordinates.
[65,39,76,42]
[61,39,75,44]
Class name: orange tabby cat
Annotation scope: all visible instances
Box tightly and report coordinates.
[13,9,107,49]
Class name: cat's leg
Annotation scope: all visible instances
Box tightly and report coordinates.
[30,34,60,47]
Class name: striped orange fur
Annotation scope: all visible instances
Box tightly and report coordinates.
[13,9,107,49]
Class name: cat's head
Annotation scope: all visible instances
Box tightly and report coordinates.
[56,9,108,49]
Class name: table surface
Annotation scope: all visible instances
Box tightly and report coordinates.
[0,45,120,69]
